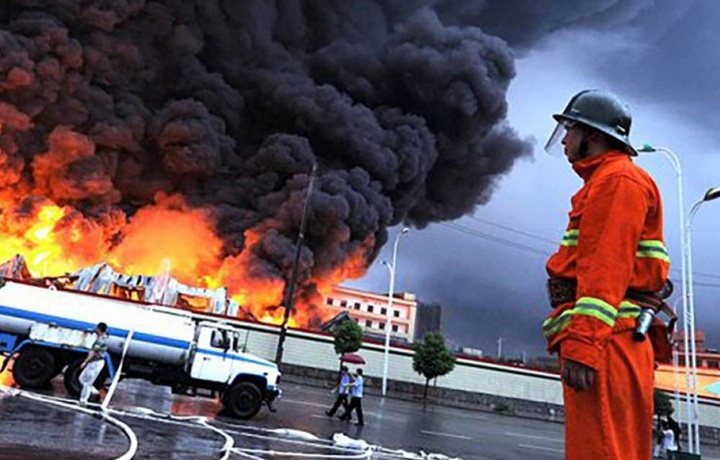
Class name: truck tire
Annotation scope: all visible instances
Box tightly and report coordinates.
[63,358,108,396]
[224,382,263,419]
[12,348,56,389]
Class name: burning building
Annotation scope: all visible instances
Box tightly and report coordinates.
[0,1,530,329]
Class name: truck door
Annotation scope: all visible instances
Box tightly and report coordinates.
[190,326,233,383]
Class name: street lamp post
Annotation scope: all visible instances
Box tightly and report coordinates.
[381,227,410,397]
[275,162,317,365]
[670,297,682,428]
[685,186,720,454]
[637,145,692,441]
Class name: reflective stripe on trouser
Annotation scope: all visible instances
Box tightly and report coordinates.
[79,360,104,403]
[562,331,653,460]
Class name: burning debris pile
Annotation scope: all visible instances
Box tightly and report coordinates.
[0,254,256,320]
[0,1,530,328]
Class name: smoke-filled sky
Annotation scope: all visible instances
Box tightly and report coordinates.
[350,0,720,358]
[1,1,719,356]
[0,0,531,319]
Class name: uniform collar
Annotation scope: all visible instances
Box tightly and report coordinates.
[571,151,629,181]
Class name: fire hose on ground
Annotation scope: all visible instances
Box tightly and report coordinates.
[1,326,460,460]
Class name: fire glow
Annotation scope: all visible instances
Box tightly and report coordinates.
[0,192,365,330]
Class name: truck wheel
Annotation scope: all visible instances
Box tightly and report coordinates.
[12,348,56,389]
[63,358,109,396]
[224,382,263,419]
[63,359,84,396]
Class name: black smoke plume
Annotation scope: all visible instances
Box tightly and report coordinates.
[0,1,530,286]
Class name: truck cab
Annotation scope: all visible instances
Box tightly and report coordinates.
[189,322,281,419]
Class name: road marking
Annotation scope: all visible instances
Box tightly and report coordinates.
[518,444,564,453]
[420,430,472,440]
[505,432,564,443]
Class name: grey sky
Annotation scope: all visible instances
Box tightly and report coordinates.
[349,0,720,358]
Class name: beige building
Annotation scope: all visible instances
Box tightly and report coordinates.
[325,286,417,343]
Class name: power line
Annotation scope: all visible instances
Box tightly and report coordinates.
[441,222,552,256]
[468,215,558,245]
[470,215,720,281]
[443,218,720,288]
[670,268,720,280]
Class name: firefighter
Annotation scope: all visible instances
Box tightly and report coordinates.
[543,90,670,460]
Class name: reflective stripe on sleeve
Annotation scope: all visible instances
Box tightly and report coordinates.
[636,240,670,263]
[560,229,579,247]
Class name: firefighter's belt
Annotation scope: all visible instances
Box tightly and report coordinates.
[547,278,678,362]
[546,278,677,320]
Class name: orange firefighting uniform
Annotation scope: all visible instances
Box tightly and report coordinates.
[543,151,670,460]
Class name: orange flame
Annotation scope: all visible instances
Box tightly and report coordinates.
[0,130,371,328]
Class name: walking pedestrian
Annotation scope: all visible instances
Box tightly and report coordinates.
[340,368,364,426]
[542,90,671,459]
[661,420,679,459]
[666,415,683,452]
[326,366,351,419]
[79,322,109,406]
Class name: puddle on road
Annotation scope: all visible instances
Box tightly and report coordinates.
[1,380,464,460]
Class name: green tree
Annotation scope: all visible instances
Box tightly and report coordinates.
[332,320,363,379]
[654,389,674,418]
[333,320,363,355]
[412,332,456,399]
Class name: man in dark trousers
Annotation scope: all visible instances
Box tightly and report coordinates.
[340,368,364,426]
[326,365,351,418]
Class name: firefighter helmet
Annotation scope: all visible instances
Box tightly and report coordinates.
[551,89,636,156]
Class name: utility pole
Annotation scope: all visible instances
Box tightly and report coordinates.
[274,162,317,364]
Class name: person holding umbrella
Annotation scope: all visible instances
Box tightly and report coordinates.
[326,365,351,419]
[340,368,364,426]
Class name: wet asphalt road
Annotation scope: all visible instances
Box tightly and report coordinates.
[8,377,720,460]
[1,377,569,460]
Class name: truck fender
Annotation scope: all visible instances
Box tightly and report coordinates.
[227,373,268,395]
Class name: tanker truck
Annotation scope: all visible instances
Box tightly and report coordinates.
[0,278,281,419]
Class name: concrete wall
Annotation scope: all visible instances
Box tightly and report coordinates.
[237,320,563,407]
[233,318,720,436]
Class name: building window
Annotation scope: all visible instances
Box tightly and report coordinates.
[381,307,387,316]
[392,325,398,332]
[393,310,400,318]
[365,320,373,328]
[340,300,347,308]
[354,302,361,310]
[379,322,385,330]
[326,297,333,306]
[367,305,374,313]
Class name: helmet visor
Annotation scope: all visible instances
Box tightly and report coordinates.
[544,120,573,156]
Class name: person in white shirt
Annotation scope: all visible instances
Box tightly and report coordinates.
[326,366,351,419]
[661,421,678,459]
[79,322,109,406]
[340,368,364,426]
